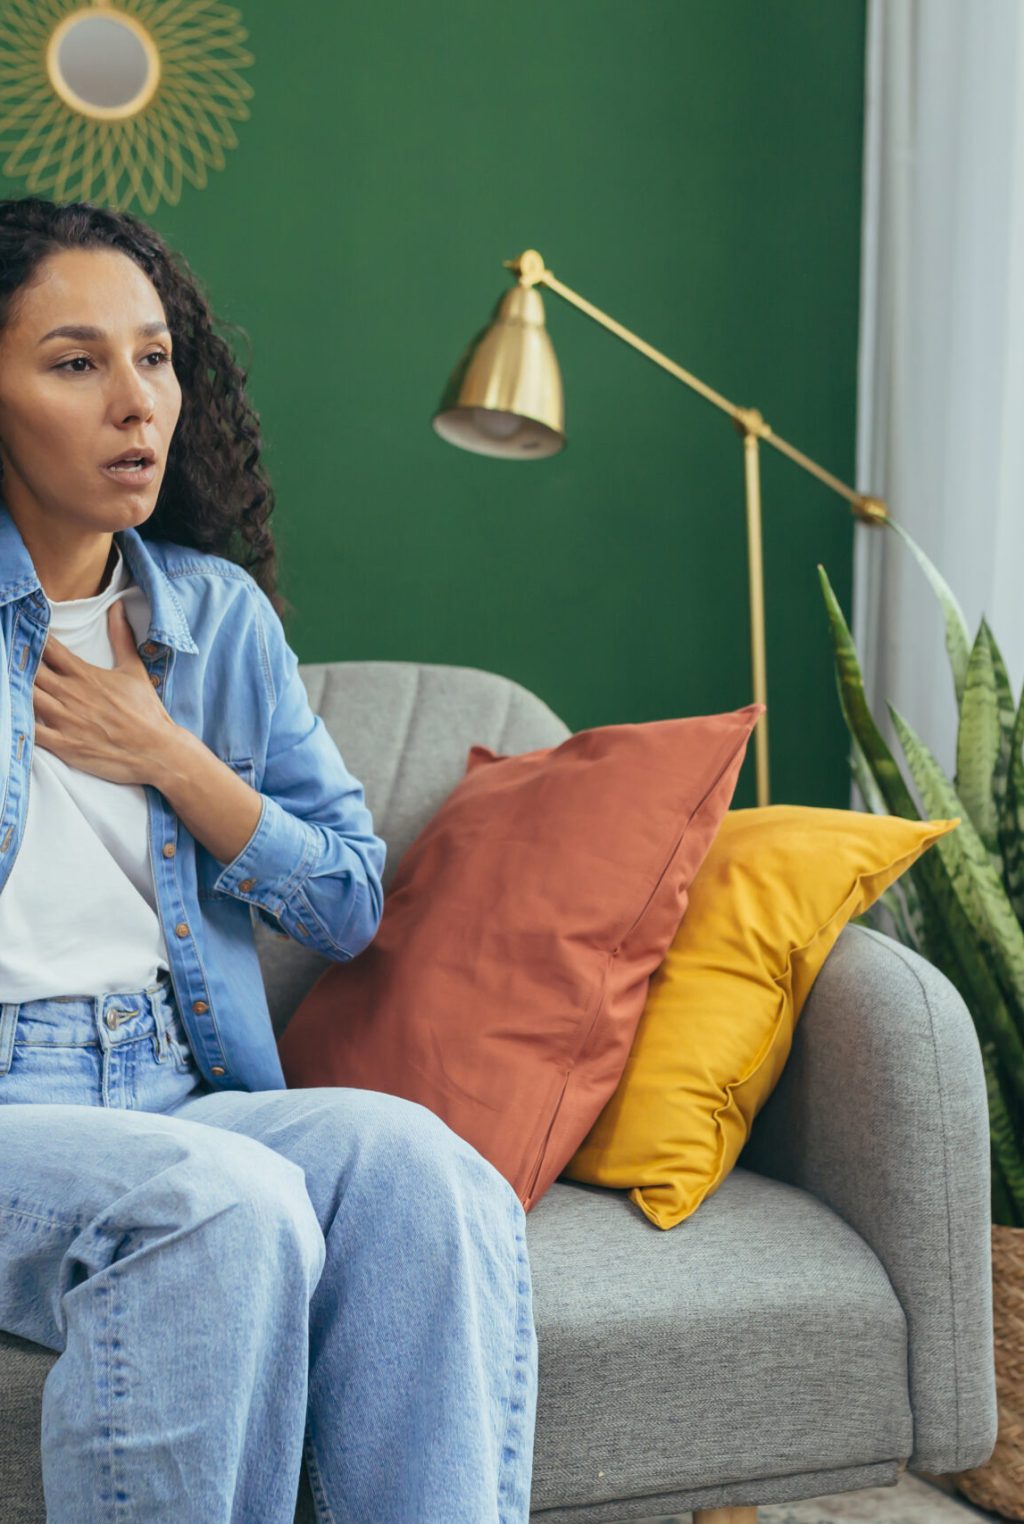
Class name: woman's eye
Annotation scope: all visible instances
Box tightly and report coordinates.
[56,351,172,373]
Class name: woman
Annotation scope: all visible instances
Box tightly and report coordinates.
[0,197,538,1523]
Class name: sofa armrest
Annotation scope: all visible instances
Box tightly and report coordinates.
[740,921,997,1476]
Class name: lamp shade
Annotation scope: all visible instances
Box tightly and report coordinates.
[432,281,566,459]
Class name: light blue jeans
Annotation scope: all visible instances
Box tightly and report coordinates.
[0,972,538,1522]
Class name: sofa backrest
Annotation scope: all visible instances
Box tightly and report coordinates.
[257,659,572,1034]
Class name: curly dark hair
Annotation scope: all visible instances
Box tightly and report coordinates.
[0,196,291,620]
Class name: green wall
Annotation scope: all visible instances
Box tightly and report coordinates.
[2,0,867,808]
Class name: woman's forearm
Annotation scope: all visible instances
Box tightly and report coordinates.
[152,726,264,867]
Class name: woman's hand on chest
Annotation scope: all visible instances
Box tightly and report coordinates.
[32,599,180,786]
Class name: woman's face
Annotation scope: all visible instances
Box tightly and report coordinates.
[0,246,182,539]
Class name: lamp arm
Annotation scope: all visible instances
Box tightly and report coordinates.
[506,251,889,528]
[503,248,884,810]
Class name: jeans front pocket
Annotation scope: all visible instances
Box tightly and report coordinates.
[0,999,103,1106]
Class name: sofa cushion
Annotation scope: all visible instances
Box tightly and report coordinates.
[277,705,761,1209]
[523,1169,913,1516]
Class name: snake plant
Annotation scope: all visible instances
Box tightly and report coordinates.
[819,519,1024,1228]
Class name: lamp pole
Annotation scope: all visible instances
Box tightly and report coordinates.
[506,249,889,807]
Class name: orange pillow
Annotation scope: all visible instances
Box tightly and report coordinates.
[277,704,763,1209]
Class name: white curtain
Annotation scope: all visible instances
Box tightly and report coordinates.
[853,0,1024,802]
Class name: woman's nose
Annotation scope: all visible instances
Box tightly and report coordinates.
[111,364,156,420]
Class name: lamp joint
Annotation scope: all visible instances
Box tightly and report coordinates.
[852,495,890,526]
[503,249,548,287]
[733,406,772,441]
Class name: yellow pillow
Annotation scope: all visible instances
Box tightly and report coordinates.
[561,805,960,1229]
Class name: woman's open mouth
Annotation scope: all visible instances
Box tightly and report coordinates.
[101,459,157,487]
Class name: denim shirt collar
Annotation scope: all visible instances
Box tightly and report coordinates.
[0,497,199,654]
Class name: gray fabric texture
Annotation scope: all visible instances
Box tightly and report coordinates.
[741,919,999,1477]
[518,1169,911,1515]
[0,659,996,1520]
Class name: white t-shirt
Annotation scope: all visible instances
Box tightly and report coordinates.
[0,540,171,1001]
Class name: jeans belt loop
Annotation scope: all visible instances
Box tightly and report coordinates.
[152,1002,171,1061]
[0,1004,19,1075]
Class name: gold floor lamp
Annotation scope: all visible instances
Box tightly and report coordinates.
[430,247,890,808]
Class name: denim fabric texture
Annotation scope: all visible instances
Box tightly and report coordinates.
[0,497,388,1092]
[0,972,539,1521]
[0,498,538,1518]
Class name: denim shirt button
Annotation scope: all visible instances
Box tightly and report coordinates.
[210,1066,225,1076]
[149,674,161,688]
[192,1000,208,1014]
[175,922,189,938]
[239,878,256,893]
[162,842,175,858]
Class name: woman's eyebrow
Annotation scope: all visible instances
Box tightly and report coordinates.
[36,321,171,345]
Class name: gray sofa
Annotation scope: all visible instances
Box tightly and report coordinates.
[0,659,999,1522]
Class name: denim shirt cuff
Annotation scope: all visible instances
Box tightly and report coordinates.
[211,792,320,913]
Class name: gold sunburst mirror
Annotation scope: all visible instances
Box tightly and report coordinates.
[0,0,254,212]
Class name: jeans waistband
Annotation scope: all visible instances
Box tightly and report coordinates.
[21,970,172,1010]
[0,971,178,1075]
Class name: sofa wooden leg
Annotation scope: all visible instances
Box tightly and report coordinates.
[692,1509,758,1523]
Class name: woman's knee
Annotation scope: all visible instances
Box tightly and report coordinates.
[182,1126,324,1273]
[90,1122,326,1287]
[307,1088,520,1218]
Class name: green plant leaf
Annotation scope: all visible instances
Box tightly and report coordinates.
[981,1040,1024,1222]
[955,621,1009,857]
[872,883,921,952]
[991,1154,1018,1228]
[904,842,1024,1098]
[998,674,1024,922]
[890,704,1024,1040]
[818,565,921,820]
[886,518,972,707]
[891,877,928,950]
[983,621,1016,820]
[819,519,1024,1192]
[849,735,887,815]
[819,561,1024,1087]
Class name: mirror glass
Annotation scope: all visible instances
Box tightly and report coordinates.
[49,14,157,118]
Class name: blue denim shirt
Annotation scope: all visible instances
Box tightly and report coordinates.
[0,499,386,1091]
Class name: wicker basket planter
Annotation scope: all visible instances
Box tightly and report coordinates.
[954,1223,1024,1520]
